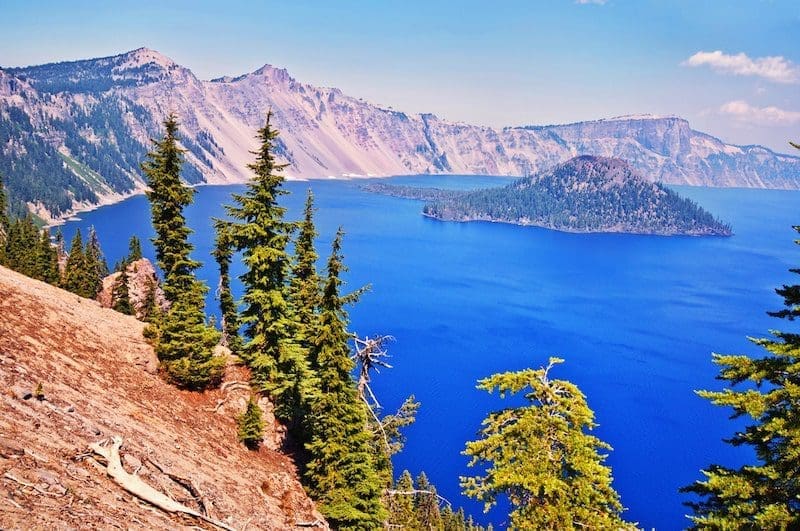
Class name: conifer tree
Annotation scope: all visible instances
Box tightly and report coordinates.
[63,229,88,295]
[128,235,143,262]
[683,202,800,528]
[112,268,133,315]
[0,176,8,265]
[461,358,633,530]
[288,189,321,348]
[142,114,222,389]
[415,472,443,530]
[212,219,241,353]
[388,470,420,529]
[33,228,59,284]
[218,111,311,421]
[83,226,108,297]
[304,228,387,529]
[142,113,199,302]
[237,397,265,450]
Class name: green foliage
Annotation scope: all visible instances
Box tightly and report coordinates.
[683,219,800,529]
[62,229,87,294]
[218,111,311,422]
[60,227,106,298]
[0,176,8,263]
[212,219,241,353]
[415,472,444,529]
[142,114,221,390]
[237,397,265,450]
[303,229,387,530]
[288,189,321,349]
[84,226,108,296]
[112,268,133,315]
[415,156,731,235]
[462,358,633,530]
[115,235,143,272]
[388,470,420,529]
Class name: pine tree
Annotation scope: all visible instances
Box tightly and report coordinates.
[288,189,321,348]
[128,235,143,262]
[63,229,88,295]
[142,113,199,302]
[461,358,633,530]
[0,176,8,265]
[415,471,443,530]
[388,470,420,529]
[33,228,59,284]
[237,397,265,450]
[212,219,241,353]
[219,111,311,421]
[304,228,387,529]
[142,114,223,389]
[683,208,800,528]
[83,226,108,297]
[112,268,133,315]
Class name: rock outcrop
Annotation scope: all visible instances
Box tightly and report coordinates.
[0,265,326,530]
[96,258,167,319]
[1,48,798,222]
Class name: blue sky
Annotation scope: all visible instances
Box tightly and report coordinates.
[2,0,799,152]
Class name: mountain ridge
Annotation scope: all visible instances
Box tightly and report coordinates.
[1,47,798,222]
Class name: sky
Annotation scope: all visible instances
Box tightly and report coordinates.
[2,0,799,153]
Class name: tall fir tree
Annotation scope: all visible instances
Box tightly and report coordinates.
[34,228,59,284]
[388,470,420,529]
[304,228,387,529]
[218,111,311,421]
[83,226,108,297]
[461,359,633,530]
[415,472,443,530]
[683,168,800,528]
[62,229,88,295]
[288,189,321,348]
[128,235,143,262]
[212,219,241,353]
[141,114,222,389]
[142,113,199,302]
[0,176,8,265]
[112,268,133,315]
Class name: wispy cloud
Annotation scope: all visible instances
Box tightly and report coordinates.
[683,50,799,84]
[719,100,800,125]
[575,0,607,5]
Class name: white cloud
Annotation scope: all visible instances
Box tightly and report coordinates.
[575,0,607,4]
[719,100,800,125]
[683,50,799,84]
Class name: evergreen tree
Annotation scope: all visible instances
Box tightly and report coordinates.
[219,111,311,421]
[416,471,443,530]
[142,113,199,302]
[141,276,159,322]
[683,208,800,528]
[461,358,633,530]
[304,228,387,529]
[128,235,143,262]
[237,396,265,450]
[112,268,133,315]
[142,114,223,389]
[388,470,420,529]
[0,176,8,265]
[212,219,241,353]
[33,228,59,284]
[83,226,108,297]
[62,229,88,295]
[288,189,321,348]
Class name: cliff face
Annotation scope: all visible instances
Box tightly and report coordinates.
[0,265,326,530]
[1,48,799,221]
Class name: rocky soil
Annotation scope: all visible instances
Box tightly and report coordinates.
[0,265,326,530]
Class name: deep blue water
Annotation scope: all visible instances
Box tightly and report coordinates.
[60,176,800,530]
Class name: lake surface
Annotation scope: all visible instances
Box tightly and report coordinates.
[61,175,800,530]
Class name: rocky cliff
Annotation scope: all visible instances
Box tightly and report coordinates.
[0,265,326,530]
[1,48,798,221]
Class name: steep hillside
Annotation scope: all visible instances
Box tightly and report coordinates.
[0,265,326,530]
[419,156,731,235]
[1,48,799,221]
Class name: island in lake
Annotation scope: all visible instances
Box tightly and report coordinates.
[363,156,732,236]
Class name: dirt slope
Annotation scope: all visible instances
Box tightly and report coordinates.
[0,265,326,530]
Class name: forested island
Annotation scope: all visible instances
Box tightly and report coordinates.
[365,156,732,236]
